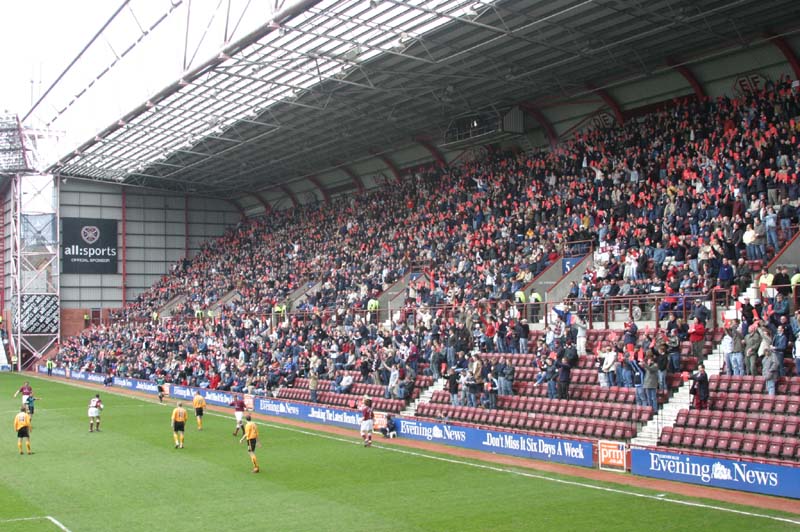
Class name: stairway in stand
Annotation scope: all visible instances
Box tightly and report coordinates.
[631,344,724,448]
[402,377,446,417]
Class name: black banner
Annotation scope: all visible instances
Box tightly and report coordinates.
[62,218,118,274]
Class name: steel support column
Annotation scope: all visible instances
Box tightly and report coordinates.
[122,187,128,305]
[307,175,331,203]
[770,35,800,79]
[369,149,402,183]
[280,185,299,208]
[519,104,558,149]
[586,84,624,125]
[667,60,706,99]
[414,138,447,167]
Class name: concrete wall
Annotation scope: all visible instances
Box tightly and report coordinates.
[58,179,239,309]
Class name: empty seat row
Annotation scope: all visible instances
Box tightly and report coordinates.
[514,383,667,405]
[428,391,653,423]
[675,409,800,437]
[416,403,636,440]
[337,371,433,388]
[277,388,404,412]
[659,427,800,461]
[293,378,422,400]
[708,393,800,414]
[515,383,636,403]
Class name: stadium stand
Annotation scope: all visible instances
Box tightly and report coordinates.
[54,74,800,455]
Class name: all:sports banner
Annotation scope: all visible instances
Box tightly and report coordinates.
[61,217,118,274]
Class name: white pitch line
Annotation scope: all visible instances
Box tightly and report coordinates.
[27,376,800,526]
[0,516,49,523]
[0,515,72,531]
[47,515,73,532]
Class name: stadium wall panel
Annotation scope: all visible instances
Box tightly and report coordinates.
[58,181,238,334]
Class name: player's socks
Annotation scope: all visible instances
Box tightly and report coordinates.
[179,434,184,446]
[18,441,22,454]
[26,442,31,453]
[96,423,101,432]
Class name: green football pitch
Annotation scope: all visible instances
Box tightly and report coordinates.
[1,374,798,532]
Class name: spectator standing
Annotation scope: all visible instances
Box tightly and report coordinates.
[655,345,669,391]
[728,322,745,376]
[544,358,558,399]
[688,317,706,359]
[501,359,515,396]
[688,364,709,410]
[574,318,588,357]
[643,356,659,413]
[771,325,789,377]
[666,330,681,374]
[744,324,761,376]
[720,328,734,376]
[762,352,779,396]
[446,368,460,406]
[555,357,571,400]
[601,343,617,387]
[309,370,319,403]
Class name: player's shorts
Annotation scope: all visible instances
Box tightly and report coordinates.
[247,439,257,452]
[21,395,30,405]
[157,385,165,394]
[88,407,100,418]
[235,411,244,423]
[17,427,29,438]
[360,419,374,434]
[173,421,185,432]
[195,408,204,417]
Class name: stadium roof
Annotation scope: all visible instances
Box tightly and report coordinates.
[48,0,800,200]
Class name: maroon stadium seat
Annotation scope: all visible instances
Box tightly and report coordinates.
[784,418,798,437]
[659,427,673,446]
[703,431,718,451]
[728,434,744,453]
[741,434,757,454]
[767,437,784,458]
[754,436,770,456]
[680,429,695,448]
[781,439,797,459]
[715,431,732,452]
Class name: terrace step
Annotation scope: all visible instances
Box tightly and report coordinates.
[631,344,724,448]
[402,377,445,417]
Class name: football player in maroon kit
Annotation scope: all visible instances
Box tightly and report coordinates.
[359,396,374,447]
[13,381,33,406]
[230,395,248,436]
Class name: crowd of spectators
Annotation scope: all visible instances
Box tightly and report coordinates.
[56,75,800,407]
